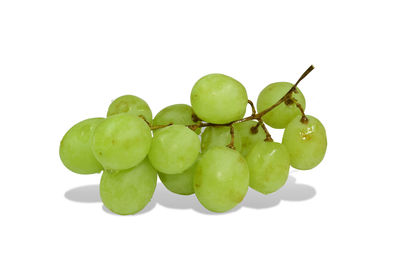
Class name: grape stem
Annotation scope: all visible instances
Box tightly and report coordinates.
[290,97,309,123]
[146,65,314,144]
[151,123,173,130]
[258,119,274,142]
[250,121,262,134]
[248,100,256,116]
[191,113,200,122]
[226,125,235,149]
[139,115,151,126]
[140,115,173,130]
[247,99,272,140]
[249,119,273,142]
[254,65,314,120]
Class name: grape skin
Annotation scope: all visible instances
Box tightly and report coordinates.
[191,74,248,124]
[91,113,152,170]
[257,82,306,129]
[233,121,266,157]
[153,104,201,134]
[148,125,200,174]
[246,141,290,194]
[59,118,104,174]
[201,126,242,152]
[100,158,157,215]
[158,159,198,195]
[107,95,153,123]
[194,147,249,212]
[282,115,327,170]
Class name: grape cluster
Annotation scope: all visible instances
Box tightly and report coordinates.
[59,65,327,215]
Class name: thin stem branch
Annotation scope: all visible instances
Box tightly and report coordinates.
[251,117,273,142]
[192,113,200,122]
[226,125,235,149]
[255,65,314,119]
[290,97,309,124]
[259,120,273,142]
[250,121,262,134]
[139,115,151,126]
[248,100,256,116]
[140,114,173,129]
[151,123,173,130]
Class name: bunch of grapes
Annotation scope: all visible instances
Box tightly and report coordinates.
[59,65,327,215]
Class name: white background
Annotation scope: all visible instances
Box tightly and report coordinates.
[1,0,399,266]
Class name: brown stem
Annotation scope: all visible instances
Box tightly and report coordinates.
[192,113,200,122]
[188,122,213,131]
[284,98,294,106]
[296,103,308,123]
[151,123,173,130]
[250,121,262,134]
[293,65,314,89]
[255,65,314,120]
[139,115,151,126]
[290,97,309,124]
[300,115,309,123]
[248,100,256,116]
[140,114,174,130]
[226,125,235,149]
[257,119,273,142]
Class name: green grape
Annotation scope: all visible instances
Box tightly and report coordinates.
[153,104,201,134]
[282,115,327,170]
[233,121,266,157]
[107,95,152,123]
[148,125,200,174]
[91,113,152,170]
[201,126,242,152]
[257,82,306,129]
[100,158,157,215]
[194,147,249,212]
[158,159,199,195]
[191,74,248,124]
[59,118,104,174]
[246,141,290,194]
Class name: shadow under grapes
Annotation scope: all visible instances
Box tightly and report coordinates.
[64,175,316,216]
[154,175,316,214]
[102,201,156,216]
[239,176,316,210]
[64,185,101,203]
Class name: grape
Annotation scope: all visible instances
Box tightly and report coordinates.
[100,158,157,215]
[148,125,200,174]
[191,74,248,124]
[201,126,242,152]
[233,121,266,157]
[246,141,290,194]
[59,118,104,174]
[91,113,152,170]
[158,159,199,195]
[257,82,306,129]
[194,147,249,212]
[282,115,327,170]
[153,104,200,134]
[107,95,152,123]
